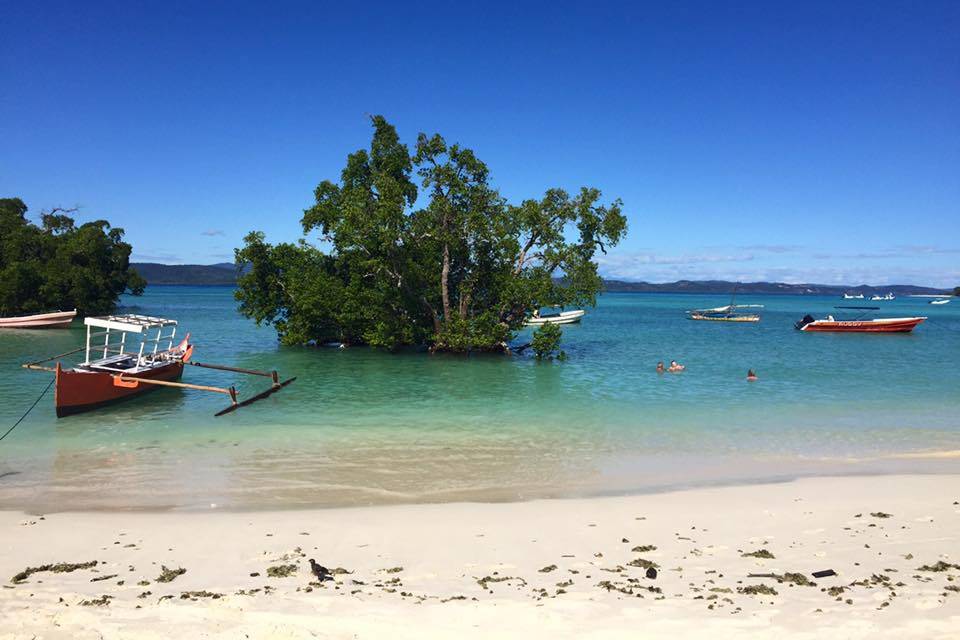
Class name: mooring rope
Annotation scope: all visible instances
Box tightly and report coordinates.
[0,377,54,443]
[924,317,960,333]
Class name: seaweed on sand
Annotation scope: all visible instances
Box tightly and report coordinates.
[627,558,660,570]
[741,549,775,559]
[11,560,98,584]
[477,575,526,590]
[917,561,960,572]
[776,573,815,587]
[266,564,298,578]
[180,590,223,600]
[738,584,778,596]
[156,565,187,583]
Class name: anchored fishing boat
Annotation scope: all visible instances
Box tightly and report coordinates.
[794,306,926,333]
[525,309,585,326]
[22,314,294,417]
[687,284,762,323]
[687,304,762,322]
[0,309,76,329]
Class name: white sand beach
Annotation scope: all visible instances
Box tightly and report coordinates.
[1,474,958,640]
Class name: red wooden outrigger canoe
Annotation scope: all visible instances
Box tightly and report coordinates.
[23,314,294,417]
[795,307,926,333]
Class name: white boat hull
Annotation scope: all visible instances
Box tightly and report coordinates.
[525,310,585,326]
[0,309,77,329]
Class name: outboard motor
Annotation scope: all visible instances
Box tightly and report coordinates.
[794,314,815,330]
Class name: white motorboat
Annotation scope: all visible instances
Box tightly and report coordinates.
[930,298,951,305]
[525,309,585,326]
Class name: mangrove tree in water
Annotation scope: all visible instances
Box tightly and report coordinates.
[234,116,626,352]
[0,198,145,316]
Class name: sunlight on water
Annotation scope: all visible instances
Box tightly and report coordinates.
[1,287,958,511]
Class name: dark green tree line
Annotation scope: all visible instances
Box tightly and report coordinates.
[235,116,627,352]
[0,198,145,316]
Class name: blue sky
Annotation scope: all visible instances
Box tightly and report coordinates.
[2,1,958,286]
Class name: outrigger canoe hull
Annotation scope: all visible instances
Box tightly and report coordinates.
[799,317,926,333]
[54,360,185,417]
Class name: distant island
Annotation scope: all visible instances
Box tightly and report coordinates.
[132,263,950,296]
[132,262,239,285]
[600,279,950,296]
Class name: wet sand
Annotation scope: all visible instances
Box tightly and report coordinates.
[1,474,958,639]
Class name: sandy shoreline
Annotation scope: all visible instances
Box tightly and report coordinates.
[1,474,958,639]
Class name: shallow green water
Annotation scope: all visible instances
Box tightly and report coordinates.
[1,287,958,511]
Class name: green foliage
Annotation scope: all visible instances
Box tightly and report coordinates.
[954,286,959,297]
[0,198,144,316]
[235,116,627,352]
[531,322,565,360]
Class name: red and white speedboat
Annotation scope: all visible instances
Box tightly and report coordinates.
[795,307,926,333]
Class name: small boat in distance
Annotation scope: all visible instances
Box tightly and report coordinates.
[0,309,76,329]
[525,309,585,326]
[930,298,951,305]
[22,314,295,417]
[795,306,925,333]
[842,293,864,299]
[687,284,762,323]
[687,305,762,322]
[870,292,895,301]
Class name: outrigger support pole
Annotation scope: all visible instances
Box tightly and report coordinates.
[186,360,277,381]
[21,346,87,372]
[112,374,236,397]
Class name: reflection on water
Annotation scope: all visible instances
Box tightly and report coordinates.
[0,287,958,511]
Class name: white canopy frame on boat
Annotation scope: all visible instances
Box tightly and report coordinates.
[82,314,178,366]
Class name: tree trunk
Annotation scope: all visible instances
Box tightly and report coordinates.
[441,242,452,321]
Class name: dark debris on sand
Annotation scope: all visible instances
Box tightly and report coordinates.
[12,560,98,584]
[156,565,187,583]
[267,564,299,578]
[738,584,778,596]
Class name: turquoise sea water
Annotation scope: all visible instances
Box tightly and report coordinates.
[0,286,958,511]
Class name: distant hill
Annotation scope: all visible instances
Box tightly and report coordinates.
[601,279,950,296]
[132,262,237,285]
[132,263,949,295]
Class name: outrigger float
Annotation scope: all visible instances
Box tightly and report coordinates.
[22,314,295,417]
